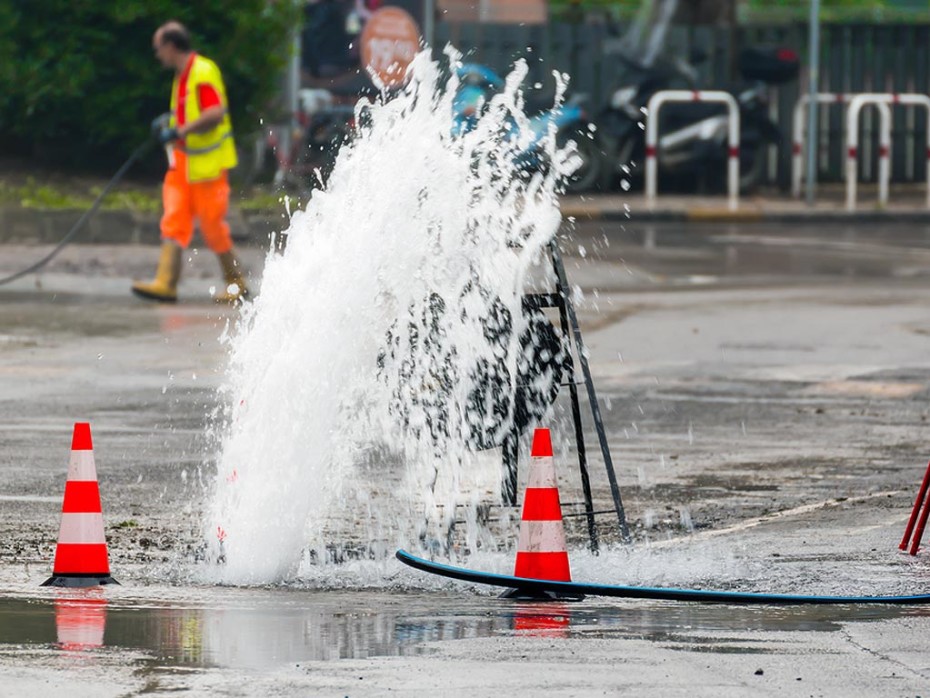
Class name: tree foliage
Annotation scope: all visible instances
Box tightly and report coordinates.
[549,0,929,23]
[0,1,298,169]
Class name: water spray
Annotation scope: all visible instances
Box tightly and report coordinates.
[205,49,580,584]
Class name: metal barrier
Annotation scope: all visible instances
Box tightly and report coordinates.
[645,90,740,211]
[846,93,930,211]
[791,92,847,198]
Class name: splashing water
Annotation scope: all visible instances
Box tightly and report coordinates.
[204,50,580,584]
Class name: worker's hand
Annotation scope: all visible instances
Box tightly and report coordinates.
[150,113,179,145]
[156,126,180,145]
[150,113,171,136]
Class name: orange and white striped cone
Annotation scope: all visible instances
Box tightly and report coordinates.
[503,428,582,600]
[42,423,118,588]
[513,428,571,580]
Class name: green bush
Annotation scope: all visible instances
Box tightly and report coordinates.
[0,1,298,171]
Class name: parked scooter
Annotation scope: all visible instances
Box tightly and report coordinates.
[598,47,799,193]
[452,64,603,193]
[296,89,357,186]
[238,88,360,192]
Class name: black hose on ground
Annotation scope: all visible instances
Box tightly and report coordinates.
[396,550,930,605]
[0,140,152,287]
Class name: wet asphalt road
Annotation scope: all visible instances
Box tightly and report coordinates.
[3,221,930,694]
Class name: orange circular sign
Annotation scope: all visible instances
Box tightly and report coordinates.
[360,7,421,87]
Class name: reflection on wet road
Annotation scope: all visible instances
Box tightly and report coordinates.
[569,221,930,284]
[2,589,927,668]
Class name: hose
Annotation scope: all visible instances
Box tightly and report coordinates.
[396,550,930,606]
[0,140,152,287]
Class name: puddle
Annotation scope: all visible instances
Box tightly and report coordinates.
[1,587,926,668]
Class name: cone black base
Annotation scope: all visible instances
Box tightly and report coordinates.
[41,574,120,588]
[499,587,585,602]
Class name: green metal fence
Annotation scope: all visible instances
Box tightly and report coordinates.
[437,22,930,188]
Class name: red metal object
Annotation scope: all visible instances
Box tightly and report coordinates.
[900,460,930,554]
[909,499,930,556]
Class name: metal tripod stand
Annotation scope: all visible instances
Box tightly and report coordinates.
[501,239,632,552]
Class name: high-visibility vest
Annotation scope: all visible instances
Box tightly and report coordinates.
[169,54,238,183]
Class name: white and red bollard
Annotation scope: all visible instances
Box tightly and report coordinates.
[791,92,847,198]
[845,92,930,211]
[645,89,741,212]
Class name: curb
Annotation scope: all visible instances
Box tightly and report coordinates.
[5,203,930,247]
[0,207,289,247]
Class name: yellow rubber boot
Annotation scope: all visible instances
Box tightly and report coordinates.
[214,250,250,304]
[131,242,181,302]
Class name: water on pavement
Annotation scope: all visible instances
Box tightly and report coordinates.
[4,221,930,692]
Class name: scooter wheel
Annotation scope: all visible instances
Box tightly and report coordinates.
[559,129,603,194]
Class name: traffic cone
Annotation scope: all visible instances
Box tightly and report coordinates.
[513,428,572,581]
[502,428,582,600]
[42,423,118,587]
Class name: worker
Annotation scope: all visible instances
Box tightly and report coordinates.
[132,21,248,304]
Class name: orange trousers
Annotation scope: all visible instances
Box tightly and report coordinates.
[160,150,232,254]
